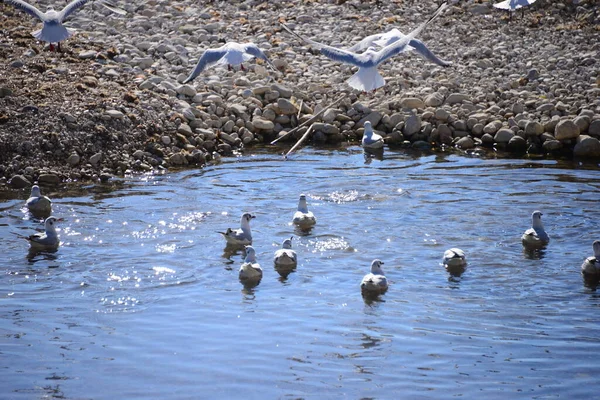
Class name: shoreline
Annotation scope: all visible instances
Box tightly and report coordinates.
[1,0,599,188]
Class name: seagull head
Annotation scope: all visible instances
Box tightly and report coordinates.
[282,237,293,249]
[298,194,309,212]
[370,259,385,274]
[241,212,255,223]
[593,240,600,259]
[44,216,61,232]
[531,210,543,228]
[30,185,42,197]
[244,245,257,261]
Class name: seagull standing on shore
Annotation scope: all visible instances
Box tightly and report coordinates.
[493,0,537,20]
[361,121,384,149]
[1,0,126,51]
[218,212,256,246]
[361,259,388,295]
[182,42,277,84]
[292,194,316,229]
[239,246,262,281]
[347,28,452,67]
[24,216,61,250]
[280,2,448,92]
[581,240,600,277]
[522,210,549,248]
[25,185,52,217]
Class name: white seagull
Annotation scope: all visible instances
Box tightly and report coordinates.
[25,216,61,250]
[218,212,255,246]
[521,210,549,248]
[292,194,316,229]
[360,259,388,295]
[493,0,537,20]
[2,0,126,51]
[581,240,600,277]
[274,237,297,268]
[443,248,467,268]
[280,2,448,91]
[239,245,263,281]
[361,121,384,149]
[26,185,52,217]
[182,42,277,84]
[347,28,452,67]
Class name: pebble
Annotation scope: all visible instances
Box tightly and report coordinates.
[90,152,102,165]
[494,128,514,144]
[401,98,425,110]
[67,153,80,166]
[445,93,470,105]
[106,110,124,119]
[8,174,30,188]
[403,115,421,136]
[38,173,60,185]
[554,120,580,141]
[252,117,275,131]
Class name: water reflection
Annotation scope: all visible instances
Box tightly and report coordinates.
[27,247,59,264]
[523,247,547,260]
[363,148,384,164]
[582,274,600,291]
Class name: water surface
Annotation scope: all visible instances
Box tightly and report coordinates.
[1,146,600,399]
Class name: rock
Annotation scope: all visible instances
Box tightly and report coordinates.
[322,109,338,123]
[176,85,196,97]
[588,120,600,137]
[178,123,193,137]
[455,136,475,149]
[276,98,298,115]
[424,92,444,107]
[536,103,555,113]
[271,84,293,98]
[0,87,13,98]
[38,173,60,185]
[78,50,97,59]
[507,136,527,152]
[435,108,450,121]
[358,111,383,128]
[168,152,187,165]
[105,110,124,119]
[400,97,425,109]
[252,117,275,131]
[527,69,539,80]
[573,116,590,133]
[312,123,339,135]
[483,120,503,135]
[229,104,248,115]
[524,121,543,136]
[8,174,30,188]
[481,133,494,146]
[67,153,80,166]
[554,120,580,141]
[494,128,514,143]
[543,140,562,152]
[573,135,600,157]
[445,93,470,105]
[403,115,421,136]
[90,152,102,165]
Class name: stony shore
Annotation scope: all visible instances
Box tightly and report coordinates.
[0,0,599,188]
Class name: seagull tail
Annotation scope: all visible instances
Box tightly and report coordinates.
[347,67,385,92]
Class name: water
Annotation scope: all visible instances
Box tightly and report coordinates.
[1,146,600,399]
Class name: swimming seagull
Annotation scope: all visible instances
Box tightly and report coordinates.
[24,216,61,250]
[292,194,316,229]
[361,121,384,150]
[2,0,126,51]
[239,245,263,281]
[218,212,255,246]
[26,185,52,217]
[346,28,452,67]
[521,210,549,247]
[274,237,297,268]
[581,240,600,277]
[493,0,537,20]
[360,259,388,295]
[280,2,448,92]
[182,42,278,84]
[443,248,467,268]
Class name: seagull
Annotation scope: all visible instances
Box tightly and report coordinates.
[24,216,61,250]
[239,245,263,281]
[280,2,448,92]
[581,240,600,277]
[292,194,316,229]
[360,259,388,295]
[521,210,549,248]
[218,212,255,246]
[274,237,297,268]
[443,248,467,268]
[2,0,126,51]
[361,121,384,149]
[182,42,278,84]
[25,185,52,217]
[346,28,452,67]
[493,0,537,20]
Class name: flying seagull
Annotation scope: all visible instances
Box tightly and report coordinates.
[2,0,126,51]
[280,2,448,91]
[182,42,278,84]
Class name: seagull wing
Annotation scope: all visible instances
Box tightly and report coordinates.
[280,23,372,68]
[407,38,452,67]
[373,2,448,66]
[58,0,94,21]
[346,33,384,52]
[244,44,278,71]
[3,0,46,21]
[182,48,228,83]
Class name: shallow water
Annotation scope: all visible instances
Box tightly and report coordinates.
[1,146,600,399]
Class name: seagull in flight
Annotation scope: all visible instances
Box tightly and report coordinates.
[281,2,448,92]
[182,42,278,84]
[2,0,126,51]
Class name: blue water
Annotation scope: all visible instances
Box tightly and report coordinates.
[1,146,600,399]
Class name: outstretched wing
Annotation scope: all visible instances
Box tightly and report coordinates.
[280,22,373,68]
[3,0,45,21]
[346,32,384,53]
[244,44,278,71]
[58,0,93,21]
[182,48,228,83]
[406,39,452,67]
[373,2,448,66]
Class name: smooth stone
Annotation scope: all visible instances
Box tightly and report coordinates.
[229,104,248,115]
[312,123,339,135]
[554,120,580,141]
[67,153,80,166]
[403,115,421,136]
[106,110,124,119]
[573,135,600,157]
[0,87,13,98]
[435,108,450,121]
[424,92,444,107]
[455,136,475,149]
[276,98,298,115]
[400,98,425,109]
[271,84,293,98]
[445,93,470,105]
[573,116,590,133]
[588,120,600,136]
[358,111,383,128]
[168,153,187,165]
[507,136,527,152]
[252,117,275,130]
[483,120,503,134]
[38,173,60,185]
[481,133,494,146]
[78,50,97,59]
[8,175,30,188]
[90,152,102,165]
[524,121,544,136]
[178,124,193,137]
[543,139,562,151]
[494,128,515,143]
[177,85,197,97]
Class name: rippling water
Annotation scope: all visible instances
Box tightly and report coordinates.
[1,146,600,398]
